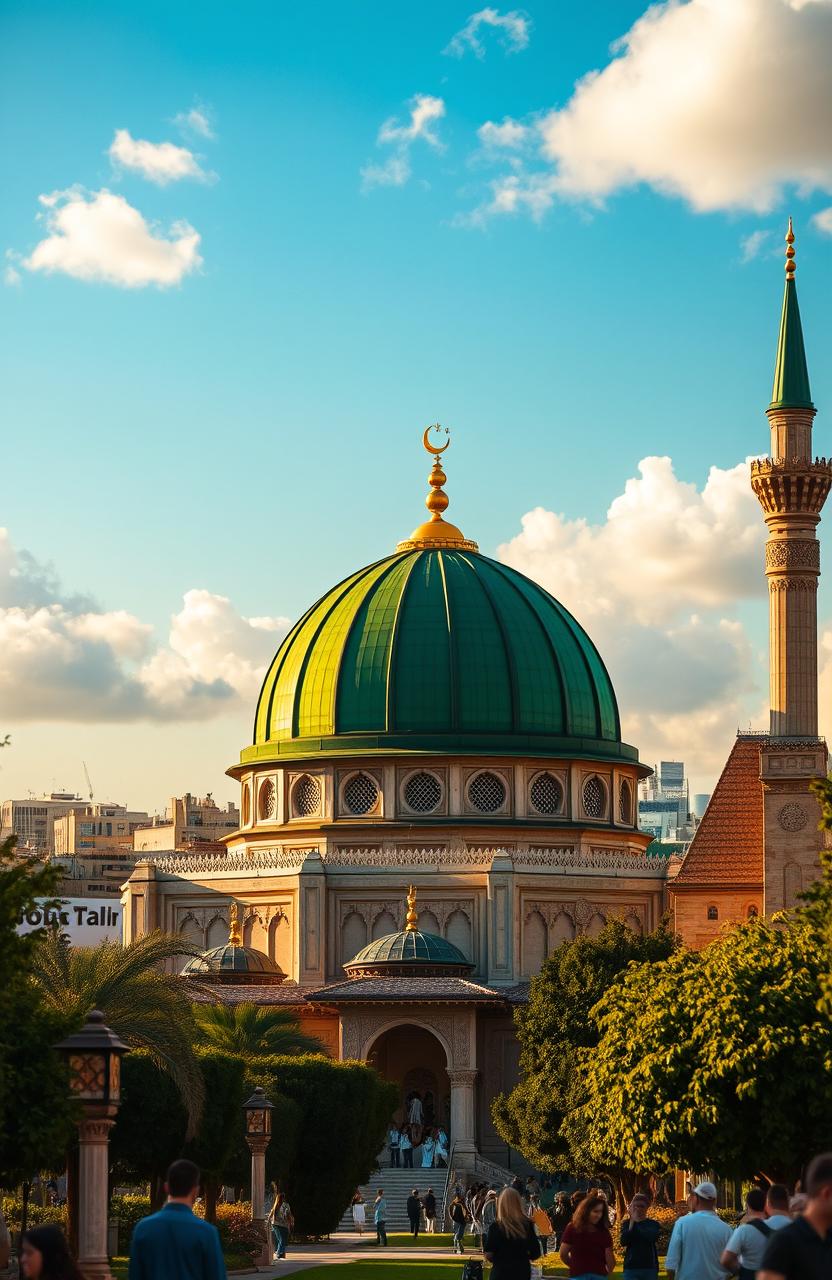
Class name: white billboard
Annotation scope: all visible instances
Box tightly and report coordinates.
[18,898,123,945]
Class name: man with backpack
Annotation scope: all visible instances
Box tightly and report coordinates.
[722,1188,778,1279]
[449,1192,468,1254]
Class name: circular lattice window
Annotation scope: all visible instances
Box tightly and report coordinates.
[292,774,320,818]
[529,772,563,816]
[404,771,442,814]
[619,779,632,824]
[582,776,605,819]
[343,772,380,815]
[779,802,808,832]
[467,771,507,813]
[258,778,276,821]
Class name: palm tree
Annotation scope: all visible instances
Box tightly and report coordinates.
[193,1001,322,1057]
[31,929,205,1132]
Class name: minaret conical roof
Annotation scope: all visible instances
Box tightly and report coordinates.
[770,218,813,411]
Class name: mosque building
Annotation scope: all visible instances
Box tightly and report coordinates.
[123,222,829,1171]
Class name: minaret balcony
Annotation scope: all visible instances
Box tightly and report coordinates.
[750,457,832,516]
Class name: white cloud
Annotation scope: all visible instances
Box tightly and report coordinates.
[173,106,215,140]
[0,528,290,723]
[22,188,202,288]
[740,229,772,262]
[362,94,445,192]
[498,455,767,784]
[378,95,446,149]
[812,205,832,234]
[537,0,832,213]
[109,128,209,185]
[477,118,531,149]
[444,7,531,57]
[4,265,21,287]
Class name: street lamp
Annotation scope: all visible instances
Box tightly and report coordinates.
[56,1010,128,1280]
[243,1086,273,1266]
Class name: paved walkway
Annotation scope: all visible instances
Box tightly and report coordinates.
[247,1233,475,1277]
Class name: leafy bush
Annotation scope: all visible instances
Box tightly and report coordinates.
[212,1203,262,1261]
[110,1194,151,1253]
[0,1196,67,1235]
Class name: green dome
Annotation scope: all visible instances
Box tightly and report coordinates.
[343,928,473,976]
[181,943,285,984]
[243,548,635,765]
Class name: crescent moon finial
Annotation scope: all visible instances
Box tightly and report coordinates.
[423,423,450,456]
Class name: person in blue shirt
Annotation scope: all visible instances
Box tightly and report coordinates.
[665,1181,731,1280]
[129,1159,226,1280]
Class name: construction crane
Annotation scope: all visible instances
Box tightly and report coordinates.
[82,761,94,802]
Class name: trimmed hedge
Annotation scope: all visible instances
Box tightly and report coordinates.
[0,1197,67,1235]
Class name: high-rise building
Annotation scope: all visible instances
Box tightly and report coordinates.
[1,792,82,851]
[638,761,692,841]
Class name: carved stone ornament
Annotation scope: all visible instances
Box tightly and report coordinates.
[765,539,820,571]
[340,1010,471,1066]
[779,802,809,832]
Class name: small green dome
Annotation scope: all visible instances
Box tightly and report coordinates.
[181,943,285,984]
[343,928,473,976]
[244,548,635,765]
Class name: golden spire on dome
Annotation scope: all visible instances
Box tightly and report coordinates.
[228,902,242,946]
[396,425,479,552]
[405,884,419,932]
[785,216,796,278]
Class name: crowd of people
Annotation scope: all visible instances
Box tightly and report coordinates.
[386,1091,449,1169]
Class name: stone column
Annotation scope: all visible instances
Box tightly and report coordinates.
[449,1069,478,1159]
[77,1116,115,1280]
[247,1137,270,1266]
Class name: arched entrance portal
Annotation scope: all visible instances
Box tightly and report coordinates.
[367,1024,452,1150]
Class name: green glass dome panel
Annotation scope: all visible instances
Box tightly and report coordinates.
[389,551,453,732]
[336,554,416,732]
[247,547,632,763]
[348,929,468,966]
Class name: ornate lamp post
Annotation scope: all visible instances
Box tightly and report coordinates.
[56,1011,128,1280]
[243,1086,273,1267]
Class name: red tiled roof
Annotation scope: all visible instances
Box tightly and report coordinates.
[674,735,764,888]
[304,977,509,1003]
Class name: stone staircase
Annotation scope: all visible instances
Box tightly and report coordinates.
[337,1164,450,1233]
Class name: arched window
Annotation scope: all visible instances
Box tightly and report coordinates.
[258,778,276,821]
[343,772,380,815]
[619,779,632,825]
[707,904,719,921]
[292,774,321,818]
[747,904,759,919]
[582,776,606,819]
[529,772,563,816]
[241,782,251,826]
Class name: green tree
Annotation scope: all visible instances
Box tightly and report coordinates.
[573,912,832,1184]
[109,1052,188,1205]
[0,835,75,1190]
[30,930,205,1133]
[193,1002,321,1057]
[491,916,676,1186]
[246,1054,396,1235]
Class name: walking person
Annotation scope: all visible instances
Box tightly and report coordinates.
[373,1190,388,1247]
[423,1188,437,1234]
[722,1188,777,1279]
[421,1130,435,1168]
[620,1194,661,1280]
[435,1126,449,1168]
[388,1122,401,1168]
[400,1125,414,1168]
[665,1180,731,1280]
[407,1188,422,1238]
[551,1192,573,1250]
[268,1190,293,1261]
[450,1192,468,1254]
[482,1187,499,1237]
[764,1185,793,1231]
[20,1226,83,1280]
[559,1190,615,1279]
[483,1187,542,1280]
[530,1199,553,1258]
[351,1190,366,1237]
[759,1152,832,1280]
[128,1159,226,1280]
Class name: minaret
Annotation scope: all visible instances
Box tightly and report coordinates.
[751,220,831,736]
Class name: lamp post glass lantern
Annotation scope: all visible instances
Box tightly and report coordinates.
[56,1010,128,1280]
[243,1086,273,1264]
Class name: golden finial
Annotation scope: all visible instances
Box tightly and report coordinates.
[396,426,479,552]
[228,902,242,946]
[785,216,795,279]
[405,884,419,932]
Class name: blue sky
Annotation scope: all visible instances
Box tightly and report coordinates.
[3,0,832,808]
